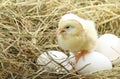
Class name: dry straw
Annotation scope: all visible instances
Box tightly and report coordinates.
[0,0,120,79]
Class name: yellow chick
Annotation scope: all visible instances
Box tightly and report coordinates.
[57,13,98,63]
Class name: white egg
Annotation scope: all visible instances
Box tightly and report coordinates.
[75,51,112,74]
[95,34,120,61]
[37,50,73,72]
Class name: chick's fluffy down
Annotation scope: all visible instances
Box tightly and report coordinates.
[57,18,98,53]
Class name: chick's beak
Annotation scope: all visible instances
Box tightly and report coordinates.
[58,28,65,34]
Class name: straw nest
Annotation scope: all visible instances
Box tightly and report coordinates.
[0,0,120,79]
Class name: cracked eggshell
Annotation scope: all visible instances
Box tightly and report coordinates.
[95,34,120,61]
[75,51,112,74]
[37,50,72,72]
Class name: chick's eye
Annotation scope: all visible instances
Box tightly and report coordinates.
[65,26,70,29]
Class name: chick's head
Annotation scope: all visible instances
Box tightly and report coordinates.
[57,19,84,37]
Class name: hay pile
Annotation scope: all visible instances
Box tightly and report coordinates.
[0,0,120,79]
